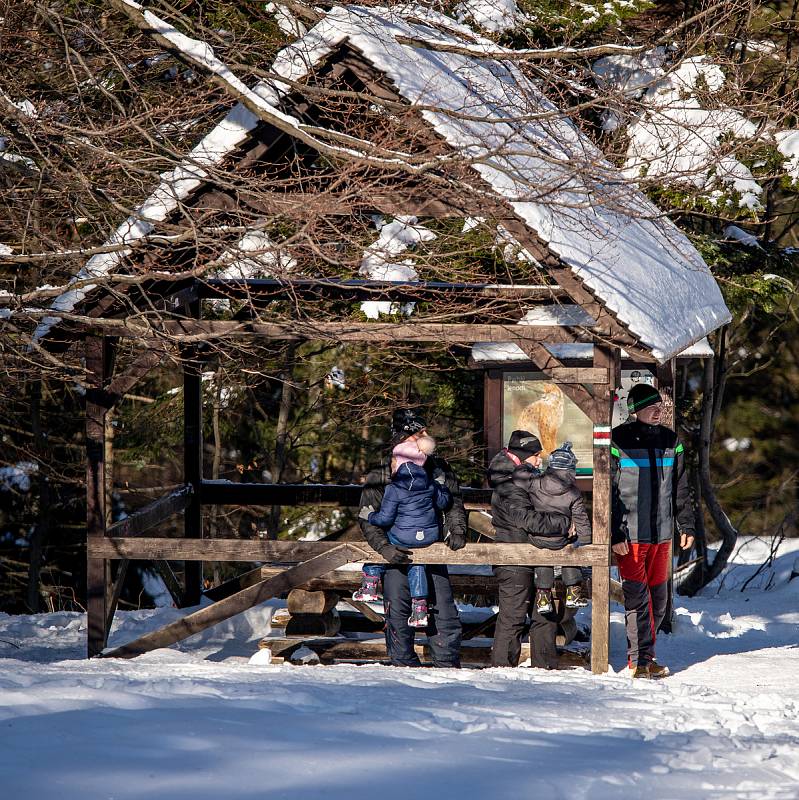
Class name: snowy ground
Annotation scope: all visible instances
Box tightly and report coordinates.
[2,537,798,799]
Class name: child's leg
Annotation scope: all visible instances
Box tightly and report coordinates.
[534,566,555,589]
[561,566,582,586]
[353,564,384,601]
[407,566,429,628]
[407,564,428,599]
[363,564,385,580]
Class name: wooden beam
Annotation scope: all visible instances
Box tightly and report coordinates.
[105,559,129,637]
[106,344,172,401]
[100,544,354,659]
[152,560,184,607]
[89,538,610,567]
[589,344,619,674]
[143,321,589,345]
[514,340,599,413]
[197,278,564,302]
[106,485,193,538]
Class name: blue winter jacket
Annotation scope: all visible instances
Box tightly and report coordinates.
[367,462,451,547]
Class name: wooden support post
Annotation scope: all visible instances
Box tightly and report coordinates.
[86,335,114,657]
[484,370,503,461]
[153,560,184,607]
[101,544,353,659]
[105,559,130,637]
[590,344,619,674]
[183,343,203,606]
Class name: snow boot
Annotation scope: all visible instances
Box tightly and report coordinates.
[352,575,382,603]
[408,598,429,628]
[565,584,589,609]
[534,588,553,615]
[646,660,670,679]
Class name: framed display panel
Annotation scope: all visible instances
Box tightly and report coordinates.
[502,372,594,475]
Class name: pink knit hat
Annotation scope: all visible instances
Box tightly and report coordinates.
[392,439,426,468]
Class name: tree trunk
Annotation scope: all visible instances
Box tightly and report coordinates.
[267,344,296,537]
[679,328,738,595]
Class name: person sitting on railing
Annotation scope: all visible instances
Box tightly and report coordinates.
[358,408,466,668]
[488,430,572,669]
[528,442,592,616]
[358,436,451,628]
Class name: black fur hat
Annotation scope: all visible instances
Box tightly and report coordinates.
[391,408,427,439]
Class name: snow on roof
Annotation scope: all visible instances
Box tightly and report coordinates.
[35,4,730,361]
[471,336,714,364]
[31,16,340,343]
[301,4,730,362]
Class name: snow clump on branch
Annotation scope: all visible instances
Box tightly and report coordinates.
[359,216,436,319]
[593,51,762,210]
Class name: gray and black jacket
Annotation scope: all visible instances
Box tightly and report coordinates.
[611,420,695,546]
[487,450,571,546]
[359,455,466,555]
[528,470,592,548]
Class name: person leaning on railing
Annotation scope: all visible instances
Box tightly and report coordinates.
[358,408,466,668]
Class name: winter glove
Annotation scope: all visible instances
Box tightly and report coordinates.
[358,504,375,521]
[445,531,466,551]
[379,543,413,564]
[432,468,447,485]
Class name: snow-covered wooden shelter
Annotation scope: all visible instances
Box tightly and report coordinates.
[36,3,730,671]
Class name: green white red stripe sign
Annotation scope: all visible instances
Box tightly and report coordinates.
[593,426,611,446]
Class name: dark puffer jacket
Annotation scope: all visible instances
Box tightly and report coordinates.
[367,462,450,547]
[487,450,571,545]
[359,455,466,554]
[528,470,592,549]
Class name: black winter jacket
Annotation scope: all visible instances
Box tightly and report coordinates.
[359,455,467,556]
[611,420,695,545]
[487,450,571,545]
[528,470,592,548]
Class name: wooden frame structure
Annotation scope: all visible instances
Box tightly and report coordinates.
[38,10,729,674]
[81,279,621,673]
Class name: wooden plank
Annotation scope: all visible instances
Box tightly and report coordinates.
[100,544,354,659]
[346,599,385,624]
[259,636,588,669]
[106,485,193,538]
[199,480,492,508]
[106,345,171,401]
[90,538,610,567]
[151,321,587,345]
[105,559,129,637]
[152,560,184,607]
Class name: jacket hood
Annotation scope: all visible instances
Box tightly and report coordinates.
[392,461,432,491]
[488,451,536,488]
[539,470,574,495]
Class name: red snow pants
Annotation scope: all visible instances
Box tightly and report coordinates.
[616,541,671,666]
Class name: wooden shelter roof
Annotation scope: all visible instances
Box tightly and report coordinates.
[33,4,730,361]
